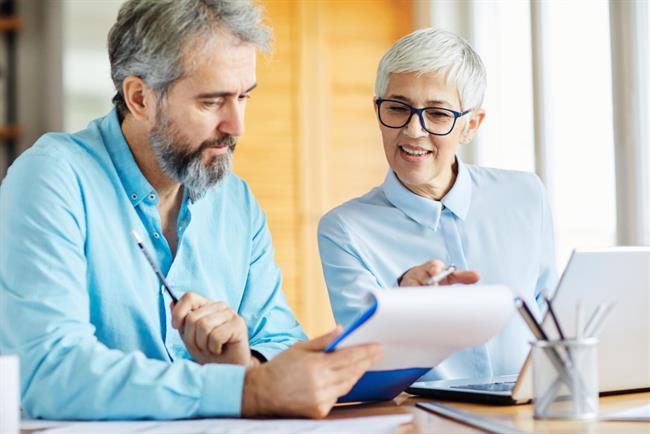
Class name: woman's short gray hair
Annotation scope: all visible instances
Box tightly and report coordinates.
[108,0,271,117]
[375,28,486,111]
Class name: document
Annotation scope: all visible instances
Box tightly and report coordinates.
[28,414,414,434]
[326,284,514,402]
[329,284,514,370]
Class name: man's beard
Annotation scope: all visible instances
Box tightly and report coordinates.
[149,108,237,201]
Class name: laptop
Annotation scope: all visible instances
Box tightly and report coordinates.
[406,247,650,404]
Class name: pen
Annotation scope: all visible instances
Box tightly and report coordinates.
[514,297,574,368]
[542,291,566,340]
[582,303,605,337]
[130,229,179,303]
[542,290,574,365]
[416,402,526,434]
[514,297,549,341]
[584,302,614,337]
[514,297,579,412]
[426,264,457,286]
[576,301,584,339]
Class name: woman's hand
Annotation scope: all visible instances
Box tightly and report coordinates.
[399,259,480,287]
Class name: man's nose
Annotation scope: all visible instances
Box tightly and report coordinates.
[218,99,245,137]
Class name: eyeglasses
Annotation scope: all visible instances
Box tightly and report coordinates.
[376,98,471,136]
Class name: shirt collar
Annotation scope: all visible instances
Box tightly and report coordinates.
[381,156,472,230]
[441,157,472,220]
[382,168,443,230]
[101,109,156,207]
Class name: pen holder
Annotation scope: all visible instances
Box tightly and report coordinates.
[531,338,598,420]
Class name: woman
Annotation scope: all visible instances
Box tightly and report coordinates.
[318,28,557,381]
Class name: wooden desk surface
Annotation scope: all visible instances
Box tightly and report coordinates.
[329,392,650,433]
[20,392,649,433]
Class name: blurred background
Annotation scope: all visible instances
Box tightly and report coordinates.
[0,0,648,337]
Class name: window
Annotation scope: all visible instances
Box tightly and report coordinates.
[440,0,618,268]
[62,1,119,132]
[471,0,536,173]
[541,0,617,267]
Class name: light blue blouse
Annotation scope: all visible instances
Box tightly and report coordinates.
[318,158,557,380]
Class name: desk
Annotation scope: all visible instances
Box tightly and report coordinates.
[20,392,649,434]
[329,392,650,433]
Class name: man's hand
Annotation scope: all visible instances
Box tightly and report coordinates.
[241,327,383,419]
[171,291,251,366]
[399,259,480,287]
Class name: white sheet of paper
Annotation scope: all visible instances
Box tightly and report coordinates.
[20,420,70,430]
[30,414,414,434]
[335,285,514,371]
[600,403,650,421]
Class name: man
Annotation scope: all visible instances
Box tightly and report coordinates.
[0,0,381,420]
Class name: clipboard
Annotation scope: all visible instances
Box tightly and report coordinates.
[325,285,514,402]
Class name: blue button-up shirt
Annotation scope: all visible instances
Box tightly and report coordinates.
[318,159,557,380]
[0,109,306,419]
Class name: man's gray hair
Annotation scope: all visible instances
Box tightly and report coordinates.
[375,28,487,111]
[108,0,271,118]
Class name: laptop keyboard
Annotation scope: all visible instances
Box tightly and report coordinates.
[450,381,516,392]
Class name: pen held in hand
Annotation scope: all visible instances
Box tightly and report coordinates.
[426,264,457,286]
[130,229,179,303]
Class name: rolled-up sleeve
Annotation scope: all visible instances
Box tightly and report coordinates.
[0,153,245,420]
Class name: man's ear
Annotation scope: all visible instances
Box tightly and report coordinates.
[459,109,486,144]
[122,76,157,122]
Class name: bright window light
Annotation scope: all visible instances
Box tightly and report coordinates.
[470,0,617,269]
[544,0,617,267]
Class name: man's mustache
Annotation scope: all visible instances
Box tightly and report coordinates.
[197,135,237,154]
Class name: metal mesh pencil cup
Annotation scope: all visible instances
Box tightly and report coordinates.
[531,338,598,419]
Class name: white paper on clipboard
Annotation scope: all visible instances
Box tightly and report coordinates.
[329,284,514,371]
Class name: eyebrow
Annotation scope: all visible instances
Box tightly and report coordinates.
[195,83,258,99]
[387,94,454,107]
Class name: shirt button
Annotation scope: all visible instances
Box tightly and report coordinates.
[153,232,160,239]
[131,193,137,200]
[148,194,156,201]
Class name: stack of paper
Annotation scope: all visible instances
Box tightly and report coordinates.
[23,414,414,434]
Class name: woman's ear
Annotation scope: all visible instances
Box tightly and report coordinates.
[459,109,486,144]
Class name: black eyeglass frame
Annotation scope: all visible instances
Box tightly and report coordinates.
[375,98,472,136]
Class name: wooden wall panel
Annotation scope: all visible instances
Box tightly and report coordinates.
[234,0,300,314]
[325,0,414,209]
[235,0,413,337]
